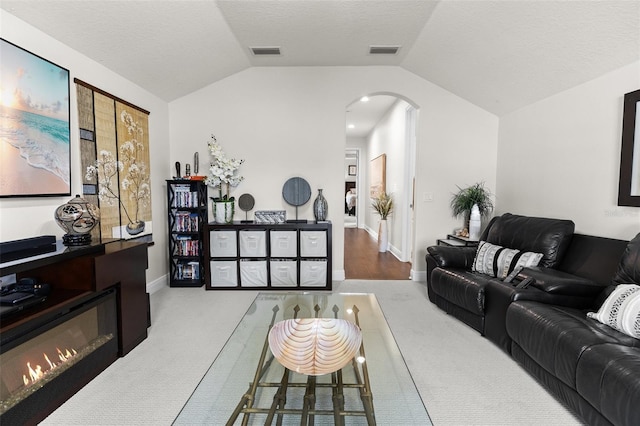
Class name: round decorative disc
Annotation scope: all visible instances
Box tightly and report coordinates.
[238,193,255,212]
[282,177,311,207]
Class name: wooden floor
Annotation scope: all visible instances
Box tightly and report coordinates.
[344,227,411,280]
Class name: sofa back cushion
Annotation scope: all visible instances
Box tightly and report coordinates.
[613,232,640,286]
[481,213,575,268]
[558,234,629,286]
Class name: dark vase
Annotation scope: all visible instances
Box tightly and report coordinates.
[313,189,328,221]
[54,194,100,245]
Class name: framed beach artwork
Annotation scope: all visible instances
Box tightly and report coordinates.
[369,154,386,199]
[618,89,640,207]
[0,39,71,197]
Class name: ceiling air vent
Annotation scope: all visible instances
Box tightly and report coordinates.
[250,46,281,56]
[369,45,401,55]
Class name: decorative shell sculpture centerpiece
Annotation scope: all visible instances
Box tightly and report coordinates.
[268,318,362,376]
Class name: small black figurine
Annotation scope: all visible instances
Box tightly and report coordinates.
[175,161,181,178]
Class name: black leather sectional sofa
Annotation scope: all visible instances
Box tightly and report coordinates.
[425,213,639,425]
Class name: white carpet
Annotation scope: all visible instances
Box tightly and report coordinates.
[40,280,583,425]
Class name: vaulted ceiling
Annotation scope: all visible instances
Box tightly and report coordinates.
[2,0,638,117]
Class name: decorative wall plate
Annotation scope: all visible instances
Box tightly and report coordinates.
[238,193,255,222]
[282,177,311,222]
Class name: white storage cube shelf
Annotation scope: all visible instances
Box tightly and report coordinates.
[270,260,297,287]
[300,231,327,257]
[239,230,267,257]
[209,230,237,257]
[206,223,331,290]
[240,260,268,287]
[270,230,297,257]
[210,260,238,287]
[300,260,327,286]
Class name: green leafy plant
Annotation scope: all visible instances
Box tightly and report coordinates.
[372,192,394,220]
[450,182,494,218]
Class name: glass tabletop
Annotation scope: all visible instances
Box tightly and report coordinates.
[173,292,432,425]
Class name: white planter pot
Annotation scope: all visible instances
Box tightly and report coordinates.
[213,201,235,224]
[378,219,388,253]
[468,204,481,240]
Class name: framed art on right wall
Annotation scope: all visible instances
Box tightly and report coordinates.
[618,88,640,207]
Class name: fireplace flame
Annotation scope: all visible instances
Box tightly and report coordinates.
[45,353,55,369]
[21,346,78,387]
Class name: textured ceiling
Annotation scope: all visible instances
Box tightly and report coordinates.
[1,0,638,118]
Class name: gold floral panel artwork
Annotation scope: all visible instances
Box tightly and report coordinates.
[76,79,152,240]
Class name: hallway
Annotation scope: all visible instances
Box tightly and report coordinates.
[344,228,411,280]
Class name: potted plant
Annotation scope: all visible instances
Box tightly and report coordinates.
[205,135,244,223]
[371,192,393,252]
[450,182,493,234]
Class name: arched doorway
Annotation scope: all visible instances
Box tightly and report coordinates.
[344,93,418,279]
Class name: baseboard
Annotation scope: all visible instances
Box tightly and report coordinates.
[147,274,168,294]
[412,269,427,282]
[363,224,407,262]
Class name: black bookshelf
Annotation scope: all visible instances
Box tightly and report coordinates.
[167,179,208,287]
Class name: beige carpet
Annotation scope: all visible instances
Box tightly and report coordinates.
[40,280,583,425]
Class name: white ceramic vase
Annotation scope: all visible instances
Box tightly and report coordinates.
[468,204,481,240]
[213,200,234,224]
[378,219,388,252]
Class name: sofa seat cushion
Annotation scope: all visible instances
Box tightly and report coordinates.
[430,268,493,315]
[576,344,640,426]
[506,301,640,389]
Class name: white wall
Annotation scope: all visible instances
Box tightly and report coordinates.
[0,11,171,287]
[497,62,640,240]
[169,67,499,279]
[365,99,410,256]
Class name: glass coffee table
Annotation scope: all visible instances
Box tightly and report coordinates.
[173,292,431,425]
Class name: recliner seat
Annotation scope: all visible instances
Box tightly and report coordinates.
[426,213,576,337]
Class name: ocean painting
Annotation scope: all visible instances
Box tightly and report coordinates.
[0,39,70,197]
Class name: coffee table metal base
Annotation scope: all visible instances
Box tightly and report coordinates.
[227,303,375,425]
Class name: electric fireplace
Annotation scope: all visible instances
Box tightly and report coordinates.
[0,289,118,425]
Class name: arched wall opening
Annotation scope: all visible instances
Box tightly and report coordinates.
[344,92,419,276]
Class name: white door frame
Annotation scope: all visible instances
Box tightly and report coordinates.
[345,148,361,228]
[401,105,417,265]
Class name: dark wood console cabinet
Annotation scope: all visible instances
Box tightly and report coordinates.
[0,240,150,356]
[0,240,149,424]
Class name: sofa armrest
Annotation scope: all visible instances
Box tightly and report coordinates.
[426,245,477,269]
[521,266,602,297]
